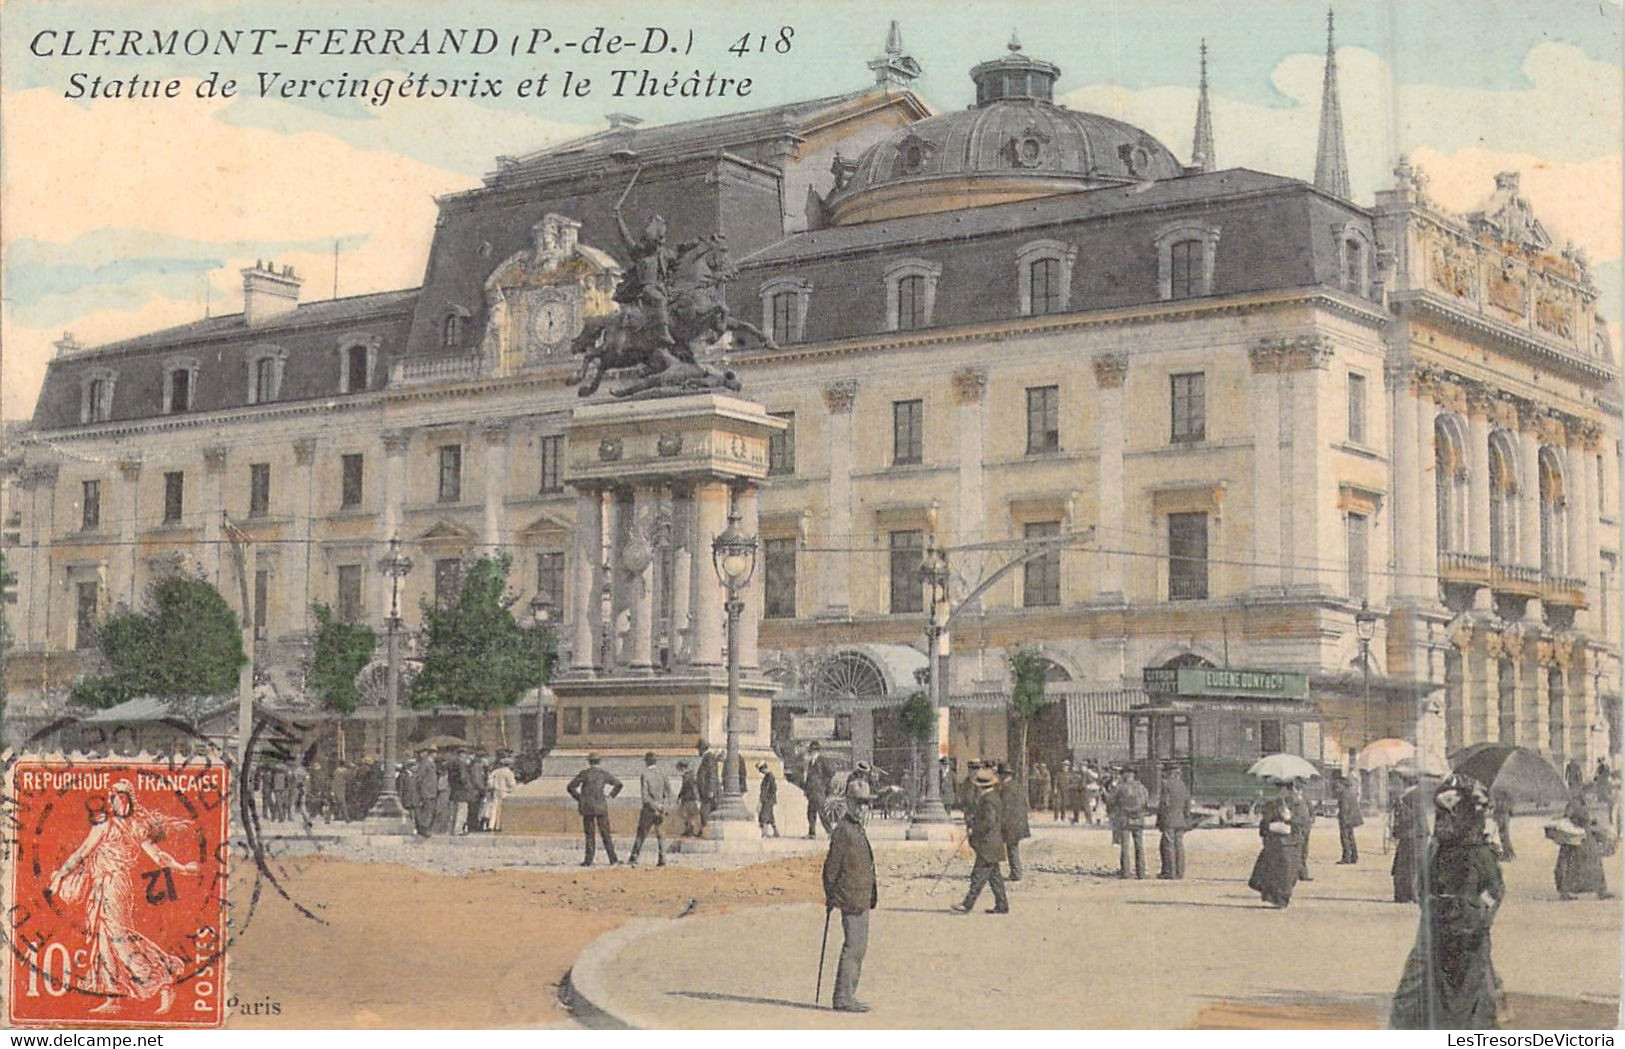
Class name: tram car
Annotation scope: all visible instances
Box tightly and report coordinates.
[1119,666,1328,824]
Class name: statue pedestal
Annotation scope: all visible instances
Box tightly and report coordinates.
[547,670,777,773]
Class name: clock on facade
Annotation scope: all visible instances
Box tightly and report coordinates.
[530,299,571,351]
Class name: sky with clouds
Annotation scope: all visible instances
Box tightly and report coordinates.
[2,0,1620,421]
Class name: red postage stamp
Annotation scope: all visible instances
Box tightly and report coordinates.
[4,758,230,1028]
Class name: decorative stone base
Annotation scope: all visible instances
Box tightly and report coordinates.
[550,670,778,760]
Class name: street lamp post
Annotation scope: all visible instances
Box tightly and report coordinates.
[711,499,758,822]
[1355,600,1378,748]
[908,534,953,834]
[366,536,413,823]
[530,591,552,749]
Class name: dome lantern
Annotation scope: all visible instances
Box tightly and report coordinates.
[969,32,1060,106]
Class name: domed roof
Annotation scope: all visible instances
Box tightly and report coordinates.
[825,37,1185,225]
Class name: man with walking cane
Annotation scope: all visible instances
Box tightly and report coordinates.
[819,778,877,1013]
[951,767,1010,914]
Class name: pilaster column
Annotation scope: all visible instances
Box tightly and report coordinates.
[569,487,602,673]
[1286,338,1333,591]
[604,491,625,671]
[202,446,228,586]
[1247,347,1283,593]
[628,486,657,672]
[951,368,987,603]
[285,439,316,638]
[1389,365,1419,598]
[689,482,729,667]
[1415,383,1440,602]
[1467,627,1491,743]
[1093,354,1128,601]
[1568,653,1592,764]
[480,421,510,555]
[381,430,411,623]
[1465,390,1493,611]
[821,380,857,616]
[115,458,142,609]
[1534,641,1554,757]
[1573,426,1601,629]
[735,485,762,670]
[1516,408,1542,570]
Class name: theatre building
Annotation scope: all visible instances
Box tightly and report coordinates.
[3,26,1619,773]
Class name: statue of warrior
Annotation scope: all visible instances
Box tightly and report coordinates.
[613,209,677,349]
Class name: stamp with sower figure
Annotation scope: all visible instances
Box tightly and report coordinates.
[4,758,230,1028]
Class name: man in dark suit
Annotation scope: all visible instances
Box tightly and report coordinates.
[996,763,1031,881]
[951,768,1009,914]
[567,753,624,866]
[1157,764,1192,879]
[676,760,702,836]
[1108,766,1149,879]
[804,741,834,838]
[696,741,720,830]
[409,750,439,837]
[757,761,779,838]
[628,752,670,867]
[822,778,877,1013]
[1288,779,1315,881]
[1335,773,1364,864]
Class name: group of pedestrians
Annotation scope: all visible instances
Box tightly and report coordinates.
[1024,759,1103,823]
[406,746,518,837]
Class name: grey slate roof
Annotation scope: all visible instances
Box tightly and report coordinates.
[81,288,419,358]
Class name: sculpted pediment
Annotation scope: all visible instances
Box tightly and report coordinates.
[481,214,622,372]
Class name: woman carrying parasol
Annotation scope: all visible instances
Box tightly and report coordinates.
[1247,779,1301,908]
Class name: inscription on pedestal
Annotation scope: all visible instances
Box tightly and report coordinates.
[588,705,677,734]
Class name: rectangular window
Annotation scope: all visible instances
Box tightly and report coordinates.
[163,471,184,524]
[438,445,462,503]
[1599,454,1608,517]
[1346,512,1368,601]
[254,569,269,640]
[1169,239,1202,299]
[1172,715,1192,758]
[1170,372,1206,443]
[1343,239,1364,292]
[539,435,563,494]
[764,537,797,619]
[888,530,924,614]
[87,378,109,422]
[81,480,100,532]
[771,290,797,344]
[1259,718,1283,757]
[75,581,98,650]
[346,345,369,393]
[253,357,276,404]
[340,453,364,510]
[169,369,191,413]
[336,564,363,624]
[1168,511,1209,601]
[434,558,463,610]
[768,412,796,476]
[1025,386,1059,454]
[1347,373,1367,445]
[248,463,271,517]
[535,551,565,610]
[892,399,923,466]
[895,274,926,331]
[1029,257,1061,315]
[1022,521,1061,607]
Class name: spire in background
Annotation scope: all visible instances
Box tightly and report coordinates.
[1313,9,1351,198]
[1191,39,1216,173]
[868,20,921,87]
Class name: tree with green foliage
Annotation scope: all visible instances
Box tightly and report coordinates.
[70,573,246,710]
[1008,646,1053,782]
[305,604,377,714]
[411,554,555,712]
[899,683,938,804]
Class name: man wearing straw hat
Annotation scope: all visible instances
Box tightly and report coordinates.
[628,752,670,867]
[951,767,1010,914]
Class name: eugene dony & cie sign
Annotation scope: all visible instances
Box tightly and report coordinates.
[1142,667,1310,700]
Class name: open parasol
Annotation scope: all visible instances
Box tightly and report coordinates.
[1448,744,1567,805]
[1356,738,1416,772]
[1247,754,1320,782]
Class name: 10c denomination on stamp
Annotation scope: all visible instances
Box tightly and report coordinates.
[5,758,230,1028]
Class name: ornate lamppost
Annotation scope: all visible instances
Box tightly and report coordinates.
[530,590,553,748]
[366,536,413,823]
[711,500,758,821]
[909,531,953,833]
[1355,600,1378,748]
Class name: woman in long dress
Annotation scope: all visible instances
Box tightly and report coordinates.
[1390,773,1505,1029]
[1554,792,1613,900]
[1247,780,1301,908]
[48,781,200,1015]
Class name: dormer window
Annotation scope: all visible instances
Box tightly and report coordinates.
[337,336,378,394]
[1337,223,1374,298]
[884,259,942,332]
[760,278,812,344]
[162,356,200,414]
[443,312,463,349]
[79,368,116,423]
[1016,240,1076,316]
[247,346,287,405]
[1154,223,1221,301]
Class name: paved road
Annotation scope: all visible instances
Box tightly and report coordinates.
[573,817,1622,1029]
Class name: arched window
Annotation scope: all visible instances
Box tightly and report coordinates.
[1488,434,1518,565]
[442,311,464,349]
[1016,239,1076,316]
[162,356,200,414]
[1539,447,1567,577]
[883,258,942,332]
[1435,416,1468,553]
[1154,223,1221,301]
[1162,652,1217,669]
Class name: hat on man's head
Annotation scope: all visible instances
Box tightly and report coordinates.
[696,739,707,752]
[755,762,769,773]
[996,763,1013,777]
[675,760,690,770]
[972,768,999,789]
[644,751,658,764]
[587,753,602,765]
[808,741,821,751]
[854,760,873,775]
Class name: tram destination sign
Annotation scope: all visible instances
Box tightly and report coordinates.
[1142,666,1309,700]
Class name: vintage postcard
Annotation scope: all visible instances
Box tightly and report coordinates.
[0,0,1620,1034]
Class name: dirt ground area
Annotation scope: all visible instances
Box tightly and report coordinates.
[224,851,824,1029]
